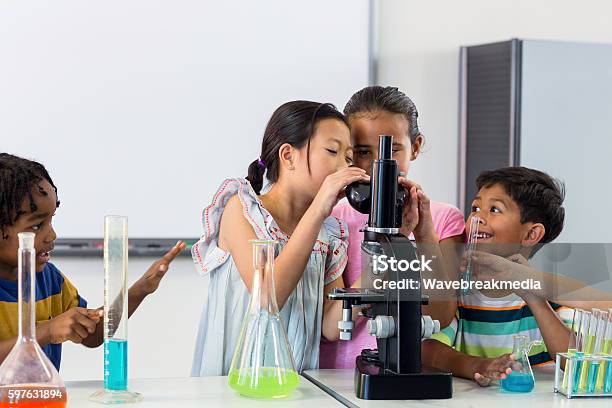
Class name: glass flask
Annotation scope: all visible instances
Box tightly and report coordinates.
[89,216,142,404]
[500,334,541,393]
[228,240,299,399]
[0,233,67,408]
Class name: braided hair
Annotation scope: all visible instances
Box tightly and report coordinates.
[0,153,59,239]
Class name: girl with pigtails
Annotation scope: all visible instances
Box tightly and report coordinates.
[191,101,369,375]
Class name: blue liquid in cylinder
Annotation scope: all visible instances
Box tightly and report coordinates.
[500,372,535,393]
[104,339,128,391]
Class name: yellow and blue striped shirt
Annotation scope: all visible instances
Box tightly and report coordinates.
[0,262,86,370]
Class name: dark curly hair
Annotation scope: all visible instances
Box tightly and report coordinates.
[0,153,59,239]
[476,166,565,244]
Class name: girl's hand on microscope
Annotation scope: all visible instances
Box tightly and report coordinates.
[398,177,437,242]
[311,167,369,219]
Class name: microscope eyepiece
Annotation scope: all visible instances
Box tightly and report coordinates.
[344,135,406,231]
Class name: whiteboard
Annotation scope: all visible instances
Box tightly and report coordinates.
[0,1,370,238]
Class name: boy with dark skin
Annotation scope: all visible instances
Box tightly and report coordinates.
[0,154,184,366]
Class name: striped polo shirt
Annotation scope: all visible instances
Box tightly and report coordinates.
[0,262,87,370]
[432,290,573,366]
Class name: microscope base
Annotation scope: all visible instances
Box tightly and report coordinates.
[354,356,453,400]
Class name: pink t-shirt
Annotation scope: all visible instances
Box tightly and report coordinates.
[319,200,466,369]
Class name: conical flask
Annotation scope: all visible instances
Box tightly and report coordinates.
[500,334,540,393]
[0,233,67,407]
[228,240,299,399]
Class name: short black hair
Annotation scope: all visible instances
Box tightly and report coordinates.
[344,86,421,144]
[476,166,565,244]
[0,153,59,239]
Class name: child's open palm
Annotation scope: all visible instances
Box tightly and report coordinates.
[135,241,186,295]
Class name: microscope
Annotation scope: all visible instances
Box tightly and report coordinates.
[328,135,453,400]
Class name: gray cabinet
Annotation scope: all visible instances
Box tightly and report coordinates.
[459,39,612,242]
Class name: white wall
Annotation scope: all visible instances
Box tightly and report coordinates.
[519,40,612,242]
[377,0,612,208]
[0,0,368,238]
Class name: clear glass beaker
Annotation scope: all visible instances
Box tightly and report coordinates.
[89,216,142,404]
[228,240,299,399]
[500,334,540,393]
[0,233,67,407]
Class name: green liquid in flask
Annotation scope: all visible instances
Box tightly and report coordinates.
[228,241,299,399]
[228,368,299,398]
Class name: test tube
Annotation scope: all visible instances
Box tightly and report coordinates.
[604,309,612,393]
[573,310,590,393]
[578,309,601,391]
[461,216,480,295]
[562,309,583,391]
[89,216,142,404]
[587,311,608,392]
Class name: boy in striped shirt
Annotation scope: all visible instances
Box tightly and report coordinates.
[423,167,571,386]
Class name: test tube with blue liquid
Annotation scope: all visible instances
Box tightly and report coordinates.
[90,216,142,404]
[572,310,590,393]
[562,309,583,391]
[603,309,612,393]
[587,310,608,393]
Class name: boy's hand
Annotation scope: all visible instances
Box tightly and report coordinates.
[133,241,186,296]
[465,251,544,299]
[43,308,102,344]
[473,354,516,387]
[465,251,529,276]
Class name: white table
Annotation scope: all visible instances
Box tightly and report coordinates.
[65,376,342,407]
[303,367,609,408]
